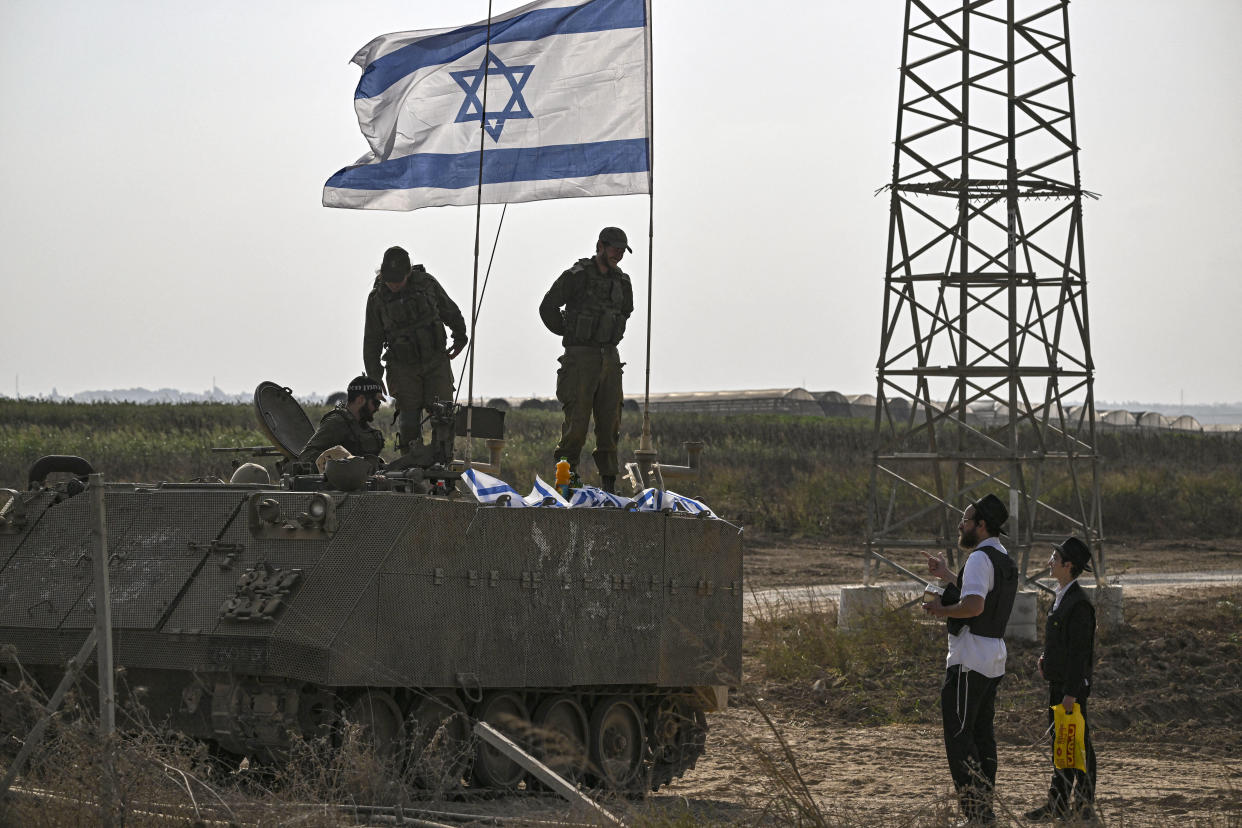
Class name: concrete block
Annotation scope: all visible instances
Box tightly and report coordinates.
[838,586,885,630]
[1083,584,1124,630]
[1006,590,1039,643]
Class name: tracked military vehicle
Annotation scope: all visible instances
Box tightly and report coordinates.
[0,385,742,793]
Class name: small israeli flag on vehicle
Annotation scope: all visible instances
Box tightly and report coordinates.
[667,491,715,517]
[632,488,673,512]
[525,475,569,507]
[568,486,634,509]
[464,468,527,507]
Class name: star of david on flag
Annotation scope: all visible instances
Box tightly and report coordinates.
[450,53,535,142]
[324,0,651,211]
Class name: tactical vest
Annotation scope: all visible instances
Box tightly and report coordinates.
[562,259,629,346]
[946,544,1018,638]
[373,266,446,361]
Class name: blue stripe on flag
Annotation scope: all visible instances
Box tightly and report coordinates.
[326,138,648,192]
[477,483,515,497]
[357,0,647,100]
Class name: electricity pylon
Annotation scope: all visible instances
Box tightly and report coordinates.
[866,0,1104,585]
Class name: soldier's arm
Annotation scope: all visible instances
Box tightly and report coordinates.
[298,415,349,464]
[621,274,635,318]
[426,276,467,341]
[539,272,572,335]
[362,292,385,381]
[362,292,385,379]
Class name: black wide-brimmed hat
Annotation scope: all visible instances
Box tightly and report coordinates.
[1054,536,1093,573]
[972,493,1009,535]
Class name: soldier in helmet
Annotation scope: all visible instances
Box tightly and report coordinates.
[298,376,387,467]
[538,227,635,493]
[363,246,468,454]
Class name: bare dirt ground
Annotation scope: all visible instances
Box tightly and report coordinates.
[634,536,1242,826]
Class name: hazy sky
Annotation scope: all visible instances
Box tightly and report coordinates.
[2,0,1239,404]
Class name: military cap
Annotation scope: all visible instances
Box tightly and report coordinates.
[598,226,632,253]
[347,375,386,402]
[380,246,411,282]
[971,493,1009,535]
[1054,536,1093,573]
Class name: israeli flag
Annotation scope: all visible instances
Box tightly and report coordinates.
[524,475,569,507]
[632,487,673,512]
[324,0,651,211]
[464,468,527,507]
[568,485,634,509]
[667,490,716,518]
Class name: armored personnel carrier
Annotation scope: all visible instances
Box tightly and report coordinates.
[0,388,742,793]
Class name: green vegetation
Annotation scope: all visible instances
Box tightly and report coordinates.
[2,399,1239,538]
[750,595,943,725]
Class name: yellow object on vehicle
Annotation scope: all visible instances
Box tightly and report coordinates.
[1052,703,1087,771]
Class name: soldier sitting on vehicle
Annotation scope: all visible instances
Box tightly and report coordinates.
[298,376,387,470]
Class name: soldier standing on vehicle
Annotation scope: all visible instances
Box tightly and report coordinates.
[363,246,468,454]
[298,375,387,467]
[538,227,635,493]
[1024,536,1097,823]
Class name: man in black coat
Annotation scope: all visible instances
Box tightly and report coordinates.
[1025,536,1097,822]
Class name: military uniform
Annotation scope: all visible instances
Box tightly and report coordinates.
[363,265,467,451]
[539,256,634,480]
[298,405,386,465]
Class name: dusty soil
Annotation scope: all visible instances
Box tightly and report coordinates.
[635,536,1242,826]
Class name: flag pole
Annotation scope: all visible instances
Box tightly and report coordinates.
[639,0,655,457]
[465,0,495,468]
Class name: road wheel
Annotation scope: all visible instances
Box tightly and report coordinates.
[532,694,589,784]
[406,690,471,791]
[472,691,530,789]
[588,696,646,790]
[343,690,404,765]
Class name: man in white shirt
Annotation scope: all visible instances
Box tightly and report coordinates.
[924,493,1019,826]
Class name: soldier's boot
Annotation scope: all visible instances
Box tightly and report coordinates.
[602,475,616,494]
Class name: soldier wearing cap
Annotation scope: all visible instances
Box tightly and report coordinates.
[923,493,1019,826]
[298,375,387,466]
[363,246,468,453]
[538,227,635,493]
[1025,536,1097,823]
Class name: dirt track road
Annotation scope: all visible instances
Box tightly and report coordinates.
[746,570,1242,615]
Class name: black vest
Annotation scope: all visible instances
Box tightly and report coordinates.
[371,266,447,358]
[943,544,1018,638]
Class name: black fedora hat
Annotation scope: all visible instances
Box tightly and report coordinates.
[971,493,1009,536]
[1054,536,1093,573]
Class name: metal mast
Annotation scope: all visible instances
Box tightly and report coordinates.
[866,0,1104,585]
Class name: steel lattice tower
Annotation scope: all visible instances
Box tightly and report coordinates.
[866,0,1104,584]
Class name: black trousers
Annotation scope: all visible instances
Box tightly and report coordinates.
[1045,683,1096,811]
[941,665,1003,821]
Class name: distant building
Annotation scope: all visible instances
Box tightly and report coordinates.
[644,388,825,416]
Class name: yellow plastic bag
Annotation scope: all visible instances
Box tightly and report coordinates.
[1052,703,1087,771]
